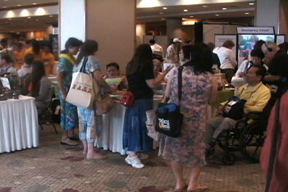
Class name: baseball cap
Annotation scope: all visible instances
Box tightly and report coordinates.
[173,38,182,43]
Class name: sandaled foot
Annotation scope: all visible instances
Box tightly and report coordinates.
[60,139,78,146]
[68,134,79,140]
[187,184,208,192]
[174,184,188,192]
[86,153,108,160]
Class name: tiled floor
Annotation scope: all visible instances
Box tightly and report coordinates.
[0,124,266,192]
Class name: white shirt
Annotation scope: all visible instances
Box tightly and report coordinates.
[165,44,178,64]
[18,64,32,78]
[213,47,237,69]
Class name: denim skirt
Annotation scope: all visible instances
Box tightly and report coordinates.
[123,99,153,152]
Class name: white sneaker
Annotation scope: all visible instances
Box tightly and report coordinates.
[125,155,144,168]
[138,153,148,160]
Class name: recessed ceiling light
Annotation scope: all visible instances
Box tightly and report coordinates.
[190,16,194,18]
[163,7,167,10]
[49,15,53,17]
[222,8,227,10]
[249,3,254,5]
[32,3,37,5]
[3,6,7,8]
[184,9,188,12]
[215,14,219,16]
[17,5,21,6]
[159,12,163,14]
[182,18,186,20]
[203,5,207,8]
[245,12,249,15]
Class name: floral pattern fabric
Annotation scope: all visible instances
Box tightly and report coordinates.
[158,66,213,167]
[58,54,78,131]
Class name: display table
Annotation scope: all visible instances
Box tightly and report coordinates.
[96,97,162,155]
[0,96,39,153]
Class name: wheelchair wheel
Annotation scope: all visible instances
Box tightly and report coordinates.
[222,153,236,165]
[217,130,240,152]
[240,122,266,163]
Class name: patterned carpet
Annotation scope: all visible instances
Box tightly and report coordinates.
[0,124,266,192]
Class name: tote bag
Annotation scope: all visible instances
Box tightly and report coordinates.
[66,58,95,109]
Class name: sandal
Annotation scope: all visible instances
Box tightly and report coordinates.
[174,184,188,192]
[187,184,208,192]
[60,139,78,146]
[68,134,79,140]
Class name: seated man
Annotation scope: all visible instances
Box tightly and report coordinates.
[205,65,271,155]
[231,49,267,89]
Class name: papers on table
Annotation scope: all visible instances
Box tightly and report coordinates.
[0,77,11,89]
[105,77,124,86]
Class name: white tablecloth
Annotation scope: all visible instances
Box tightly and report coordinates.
[96,98,161,155]
[0,95,39,153]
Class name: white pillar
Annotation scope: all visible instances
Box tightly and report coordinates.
[59,0,86,50]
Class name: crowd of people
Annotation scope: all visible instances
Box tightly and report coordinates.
[1,35,288,192]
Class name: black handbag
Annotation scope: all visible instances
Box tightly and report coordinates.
[155,66,184,138]
[223,96,247,120]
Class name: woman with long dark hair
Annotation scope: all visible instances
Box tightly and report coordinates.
[74,40,115,159]
[57,37,83,146]
[24,39,42,61]
[29,61,52,114]
[159,44,218,191]
[123,44,173,168]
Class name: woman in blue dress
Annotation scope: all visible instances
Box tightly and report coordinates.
[123,44,173,168]
[57,37,82,146]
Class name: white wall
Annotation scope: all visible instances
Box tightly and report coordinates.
[59,0,85,50]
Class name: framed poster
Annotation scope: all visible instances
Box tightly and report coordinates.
[276,34,286,45]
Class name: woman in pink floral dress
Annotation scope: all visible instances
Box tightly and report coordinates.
[159,44,218,192]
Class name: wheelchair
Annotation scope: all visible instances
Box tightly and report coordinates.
[215,100,274,165]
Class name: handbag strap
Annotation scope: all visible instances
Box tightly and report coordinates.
[178,66,183,101]
[79,57,88,73]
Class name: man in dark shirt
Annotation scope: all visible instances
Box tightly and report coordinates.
[261,41,288,97]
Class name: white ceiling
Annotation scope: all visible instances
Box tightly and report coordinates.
[0,0,256,33]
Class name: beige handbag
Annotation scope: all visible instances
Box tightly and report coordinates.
[93,77,115,115]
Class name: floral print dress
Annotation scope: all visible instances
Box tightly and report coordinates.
[158,66,213,167]
[58,54,78,131]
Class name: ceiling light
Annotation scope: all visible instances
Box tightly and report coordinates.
[28,17,31,19]
[161,18,165,20]
[215,14,219,16]
[184,9,188,12]
[249,3,254,5]
[245,12,249,15]
[49,15,53,17]
[222,8,227,10]
[182,18,186,20]
[163,7,167,10]
[159,12,163,14]
[32,3,37,5]
[17,5,21,7]
[3,6,7,8]
[190,16,194,18]
[203,5,207,8]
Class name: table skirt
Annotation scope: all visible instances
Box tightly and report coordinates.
[0,96,39,153]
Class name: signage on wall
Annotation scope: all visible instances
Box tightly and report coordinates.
[237,27,275,34]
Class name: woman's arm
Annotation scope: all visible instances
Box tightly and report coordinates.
[208,75,219,105]
[146,65,174,89]
[93,70,116,92]
[57,71,67,99]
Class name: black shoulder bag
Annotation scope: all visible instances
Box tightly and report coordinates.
[155,66,184,138]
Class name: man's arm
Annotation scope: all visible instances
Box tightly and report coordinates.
[245,90,271,113]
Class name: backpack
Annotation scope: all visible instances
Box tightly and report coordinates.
[20,73,32,95]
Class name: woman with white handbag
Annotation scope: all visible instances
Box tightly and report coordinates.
[74,40,115,159]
